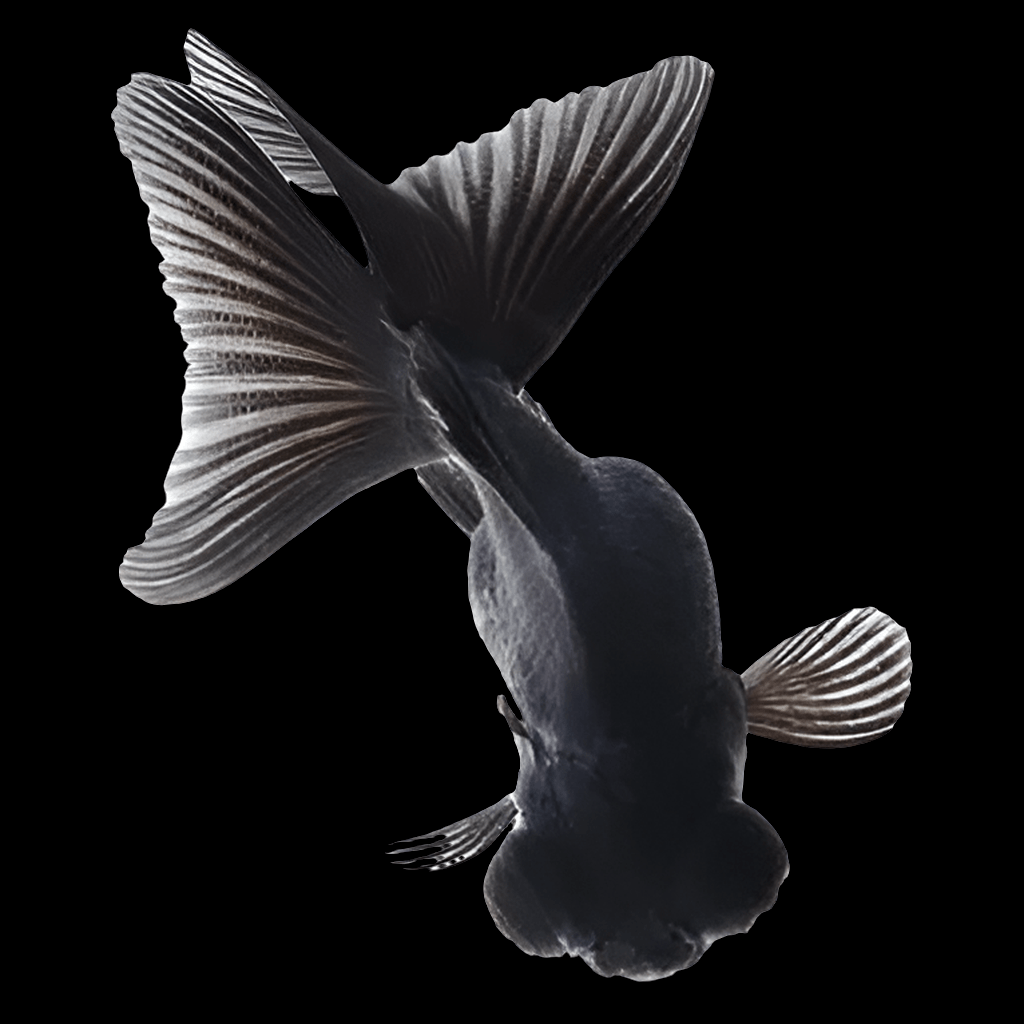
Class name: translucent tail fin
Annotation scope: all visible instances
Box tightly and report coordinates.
[115,33,714,602]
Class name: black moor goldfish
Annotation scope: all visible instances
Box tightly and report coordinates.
[113,32,912,981]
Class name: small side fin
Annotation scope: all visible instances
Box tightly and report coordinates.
[497,694,530,740]
[386,794,517,871]
[742,608,912,748]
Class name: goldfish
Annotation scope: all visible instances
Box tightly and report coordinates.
[113,32,911,980]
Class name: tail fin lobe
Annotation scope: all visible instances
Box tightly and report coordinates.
[113,72,436,604]
[183,31,714,389]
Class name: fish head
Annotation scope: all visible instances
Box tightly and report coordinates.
[485,829,704,979]
[485,735,788,981]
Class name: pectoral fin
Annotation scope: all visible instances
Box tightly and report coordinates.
[741,608,912,748]
[386,794,517,871]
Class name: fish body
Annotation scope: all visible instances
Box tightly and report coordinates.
[114,34,912,981]
[462,389,776,977]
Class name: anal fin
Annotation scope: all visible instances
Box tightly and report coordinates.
[741,608,912,748]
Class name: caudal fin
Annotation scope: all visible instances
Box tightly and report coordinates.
[115,33,714,602]
[741,608,912,748]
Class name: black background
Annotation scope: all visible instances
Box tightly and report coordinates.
[97,16,922,1009]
